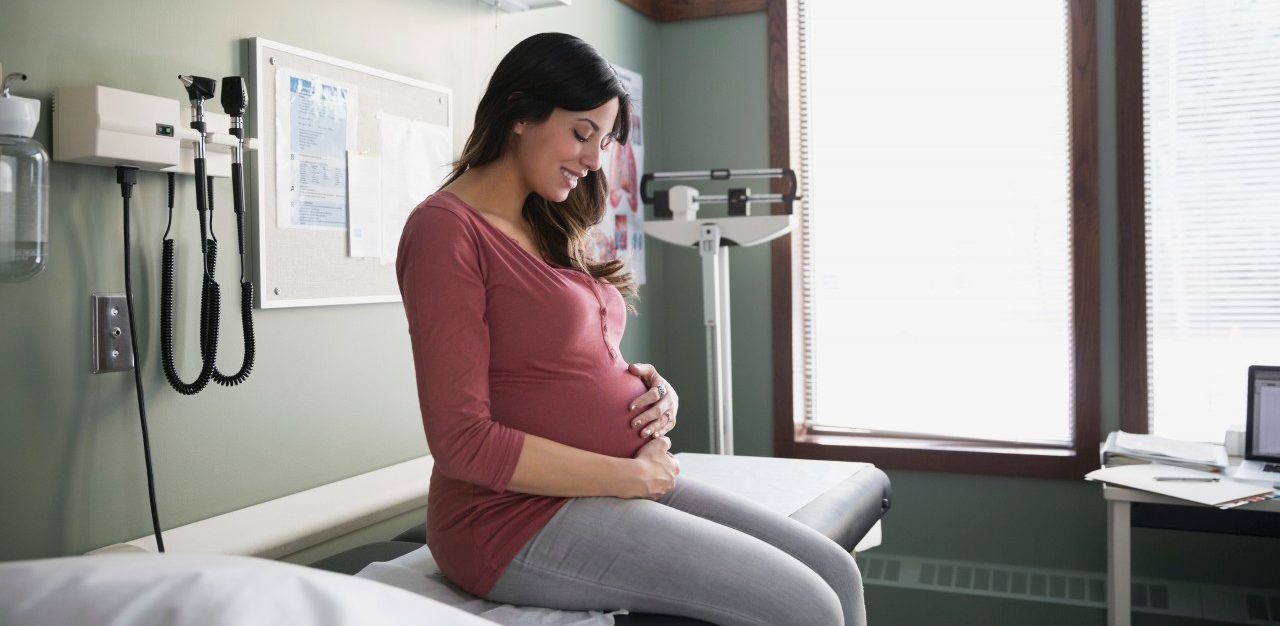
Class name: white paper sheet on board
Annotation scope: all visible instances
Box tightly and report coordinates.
[377,111,452,265]
[347,152,382,258]
[275,67,359,230]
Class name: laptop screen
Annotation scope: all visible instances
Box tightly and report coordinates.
[1248,366,1280,461]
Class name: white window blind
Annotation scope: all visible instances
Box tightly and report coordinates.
[1144,0,1280,443]
[801,0,1075,444]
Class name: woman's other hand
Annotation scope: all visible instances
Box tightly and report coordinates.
[627,363,679,440]
[630,436,679,500]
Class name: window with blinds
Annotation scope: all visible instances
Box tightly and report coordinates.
[800,0,1075,445]
[1143,0,1280,443]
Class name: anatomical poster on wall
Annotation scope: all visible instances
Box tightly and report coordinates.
[275,68,358,230]
[586,64,645,285]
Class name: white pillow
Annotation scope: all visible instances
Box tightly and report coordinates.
[0,552,498,626]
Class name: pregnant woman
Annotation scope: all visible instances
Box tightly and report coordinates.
[395,32,865,626]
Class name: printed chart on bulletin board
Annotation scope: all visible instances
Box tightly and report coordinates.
[586,65,645,285]
[247,37,453,308]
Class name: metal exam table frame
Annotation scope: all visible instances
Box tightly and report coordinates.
[311,452,892,625]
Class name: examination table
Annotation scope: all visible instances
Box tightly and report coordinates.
[311,453,892,626]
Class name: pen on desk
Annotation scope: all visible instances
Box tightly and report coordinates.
[1153,476,1219,482]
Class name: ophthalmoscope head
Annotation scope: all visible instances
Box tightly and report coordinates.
[220,76,247,118]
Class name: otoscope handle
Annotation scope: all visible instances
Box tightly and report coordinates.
[231,163,247,257]
[194,157,208,211]
[194,157,210,257]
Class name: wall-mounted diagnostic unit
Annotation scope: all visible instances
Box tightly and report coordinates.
[53,84,256,176]
[50,74,265,554]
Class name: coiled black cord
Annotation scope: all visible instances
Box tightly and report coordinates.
[201,180,218,362]
[116,166,165,553]
[211,278,255,387]
[160,165,220,395]
[158,161,254,392]
[160,239,220,395]
[207,168,256,387]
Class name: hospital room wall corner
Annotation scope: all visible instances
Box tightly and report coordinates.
[0,0,660,563]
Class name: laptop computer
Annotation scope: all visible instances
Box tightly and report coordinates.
[1230,365,1280,487]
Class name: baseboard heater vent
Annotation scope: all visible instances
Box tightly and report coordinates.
[856,553,1280,624]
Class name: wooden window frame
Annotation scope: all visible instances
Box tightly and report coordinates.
[768,0,1102,478]
[617,0,765,22]
[1115,0,1148,435]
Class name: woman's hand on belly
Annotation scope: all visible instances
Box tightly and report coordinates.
[627,363,679,441]
[629,435,679,500]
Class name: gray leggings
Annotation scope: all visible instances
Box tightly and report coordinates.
[486,476,866,626]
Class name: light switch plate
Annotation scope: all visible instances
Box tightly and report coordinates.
[92,293,133,373]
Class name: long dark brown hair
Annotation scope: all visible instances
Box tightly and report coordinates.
[441,32,638,310]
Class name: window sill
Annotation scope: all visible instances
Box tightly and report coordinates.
[776,429,1097,479]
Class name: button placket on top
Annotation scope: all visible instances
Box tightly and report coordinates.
[463,199,617,359]
[585,275,615,359]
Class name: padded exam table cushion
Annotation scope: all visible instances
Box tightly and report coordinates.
[312,453,891,625]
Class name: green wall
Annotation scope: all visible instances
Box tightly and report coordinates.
[653,13,775,458]
[0,0,661,561]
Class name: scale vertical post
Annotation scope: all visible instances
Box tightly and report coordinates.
[700,225,733,455]
[717,244,733,455]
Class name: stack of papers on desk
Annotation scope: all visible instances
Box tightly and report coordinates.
[1101,431,1228,472]
[1086,463,1275,509]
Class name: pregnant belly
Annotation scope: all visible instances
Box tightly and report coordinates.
[491,369,651,459]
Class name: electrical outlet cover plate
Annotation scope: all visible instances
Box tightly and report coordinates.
[92,293,133,373]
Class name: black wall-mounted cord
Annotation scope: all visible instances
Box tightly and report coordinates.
[209,169,256,386]
[160,168,220,395]
[116,165,165,553]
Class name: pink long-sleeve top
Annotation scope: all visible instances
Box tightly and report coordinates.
[396,190,650,597]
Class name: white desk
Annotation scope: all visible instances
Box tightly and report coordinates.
[1104,483,1280,626]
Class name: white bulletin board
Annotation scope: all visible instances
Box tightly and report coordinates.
[247,37,453,308]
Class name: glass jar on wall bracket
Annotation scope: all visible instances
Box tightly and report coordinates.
[0,69,49,282]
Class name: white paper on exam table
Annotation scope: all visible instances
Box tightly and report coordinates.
[356,545,626,626]
[1086,463,1273,508]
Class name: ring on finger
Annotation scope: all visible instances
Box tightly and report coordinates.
[656,383,667,399]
